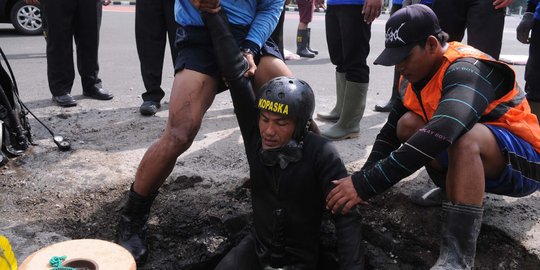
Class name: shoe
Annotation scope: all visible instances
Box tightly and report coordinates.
[139,101,161,116]
[374,98,396,112]
[52,94,77,107]
[83,87,113,100]
[410,187,445,207]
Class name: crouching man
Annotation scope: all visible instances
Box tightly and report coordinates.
[326,4,540,270]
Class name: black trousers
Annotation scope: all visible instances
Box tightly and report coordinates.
[526,20,540,101]
[215,234,262,270]
[270,2,286,59]
[136,0,179,103]
[325,5,371,83]
[432,0,505,59]
[44,0,102,96]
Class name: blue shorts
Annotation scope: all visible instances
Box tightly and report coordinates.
[174,24,283,93]
[435,125,540,197]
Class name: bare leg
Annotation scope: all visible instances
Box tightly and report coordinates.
[253,55,293,91]
[446,124,505,205]
[133,69,218,196]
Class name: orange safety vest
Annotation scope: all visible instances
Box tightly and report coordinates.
[401,42,540,152]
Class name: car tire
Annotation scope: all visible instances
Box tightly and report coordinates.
[10,1,42,35]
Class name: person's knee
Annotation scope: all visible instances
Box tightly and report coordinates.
[448,127,483,157]
[396,112,424,143]
[162,117,202,153]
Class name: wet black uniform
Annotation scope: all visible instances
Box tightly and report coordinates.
[216,80,364,269]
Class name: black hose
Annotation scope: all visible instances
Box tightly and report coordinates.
[0,46,69,151]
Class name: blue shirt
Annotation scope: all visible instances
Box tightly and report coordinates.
[533,0,540,20]
[175,0,284,50]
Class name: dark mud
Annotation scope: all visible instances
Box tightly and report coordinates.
[11,173,536,270]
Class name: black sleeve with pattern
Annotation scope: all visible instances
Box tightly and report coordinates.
[363,99,408,171]
[352,58,508,200]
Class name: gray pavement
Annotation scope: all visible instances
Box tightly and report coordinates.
[0,9,530,108]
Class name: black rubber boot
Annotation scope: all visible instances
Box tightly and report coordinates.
[116,186,157,265]
[430,202,483,270]
[0,151,8,167]
[306,28,318,55]
[374,68,400,112]
[296,29,316,58]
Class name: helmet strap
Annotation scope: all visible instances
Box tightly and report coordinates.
[259,140,303,169]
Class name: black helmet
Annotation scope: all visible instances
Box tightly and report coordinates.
[257,76,315,141]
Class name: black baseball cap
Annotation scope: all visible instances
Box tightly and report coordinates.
[374,4,442,66]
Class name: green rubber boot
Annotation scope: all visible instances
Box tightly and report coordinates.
[316,72,346,122]
[321,81,368,140]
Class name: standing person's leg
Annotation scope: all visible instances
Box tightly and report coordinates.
[432,0,466,42]
[137,0,168,115]
[40,0,48,40]
[134,70,217,196]
[317,5,345,122]
[525,20,540,116]
[306,0,318,55]
[296,0,315,58]
[117,69,219,264]
[374,67,400,112]
[270,3,286,59]
[75,0,113,100]
[321,5,371,140]
[374,3,402,112]
[465,0,505,59]
[253,56,293,91]
[164,0,179,64]
[45,0,77,106]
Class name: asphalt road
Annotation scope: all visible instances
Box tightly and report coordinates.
[0,7,530,110]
